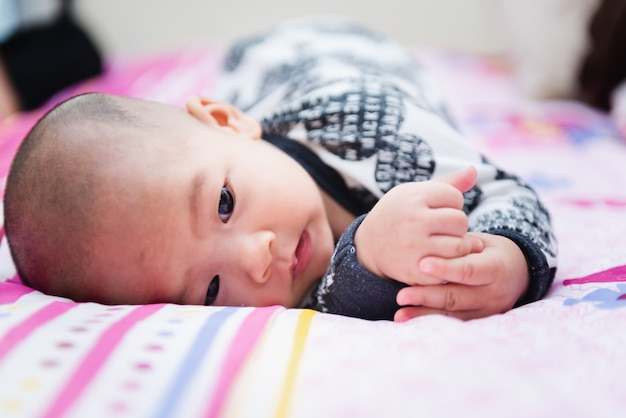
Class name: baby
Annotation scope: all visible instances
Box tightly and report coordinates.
[3,19,557,321]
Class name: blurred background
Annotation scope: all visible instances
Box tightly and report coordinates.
[3,0,620,116]
[72,0,506,55]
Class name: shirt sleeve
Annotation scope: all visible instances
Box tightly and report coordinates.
[307,215,408,321]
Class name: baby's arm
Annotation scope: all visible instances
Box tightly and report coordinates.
[354,167,525,321]
[353,164,556,321]
[391,165,557,321]
[309,166,553,321]
[310,167,485,320]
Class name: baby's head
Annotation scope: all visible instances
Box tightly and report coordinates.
[4,93,334,307]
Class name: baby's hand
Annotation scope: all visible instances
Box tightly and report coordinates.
[354,167,483,284]
[394,232,530,321]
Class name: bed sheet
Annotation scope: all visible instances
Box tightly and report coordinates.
[1,46,625,418]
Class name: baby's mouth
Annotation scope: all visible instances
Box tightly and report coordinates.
[292,231,312,281]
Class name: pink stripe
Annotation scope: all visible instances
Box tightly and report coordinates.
[44,304,164,418]
[6,273,24,285]
[0,279,34,304]
[0,301,74,362]
[205,306,280,418]
[563,265,626,286]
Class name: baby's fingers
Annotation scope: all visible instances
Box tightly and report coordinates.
[434,166,477,194]
[419,253,493,286]
[396,284,486,314]
[391,235,483,286]
[424,235,484,260]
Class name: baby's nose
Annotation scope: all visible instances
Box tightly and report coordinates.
[238,230,274,284]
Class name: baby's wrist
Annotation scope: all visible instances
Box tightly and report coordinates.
[353,220,385,278]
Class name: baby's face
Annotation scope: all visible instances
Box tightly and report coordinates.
[86,111,335,308]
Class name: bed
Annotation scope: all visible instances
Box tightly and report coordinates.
[1,42,625,418]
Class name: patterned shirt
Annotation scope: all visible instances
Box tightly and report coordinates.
[213,18,558,320]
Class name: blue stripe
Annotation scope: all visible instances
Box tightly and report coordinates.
[152,307,237,418]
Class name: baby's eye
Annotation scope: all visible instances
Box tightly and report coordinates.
[205,275,220,306]
[218,186,234,223]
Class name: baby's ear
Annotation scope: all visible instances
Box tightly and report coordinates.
[185,96,261,139]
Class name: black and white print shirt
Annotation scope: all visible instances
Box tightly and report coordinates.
[213,18,558,320]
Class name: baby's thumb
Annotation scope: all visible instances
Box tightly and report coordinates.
[435,166,477,193]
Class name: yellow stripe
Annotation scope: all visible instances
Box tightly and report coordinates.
[274,309,317,418]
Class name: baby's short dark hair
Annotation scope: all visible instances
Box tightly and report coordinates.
[3,93,140,297]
